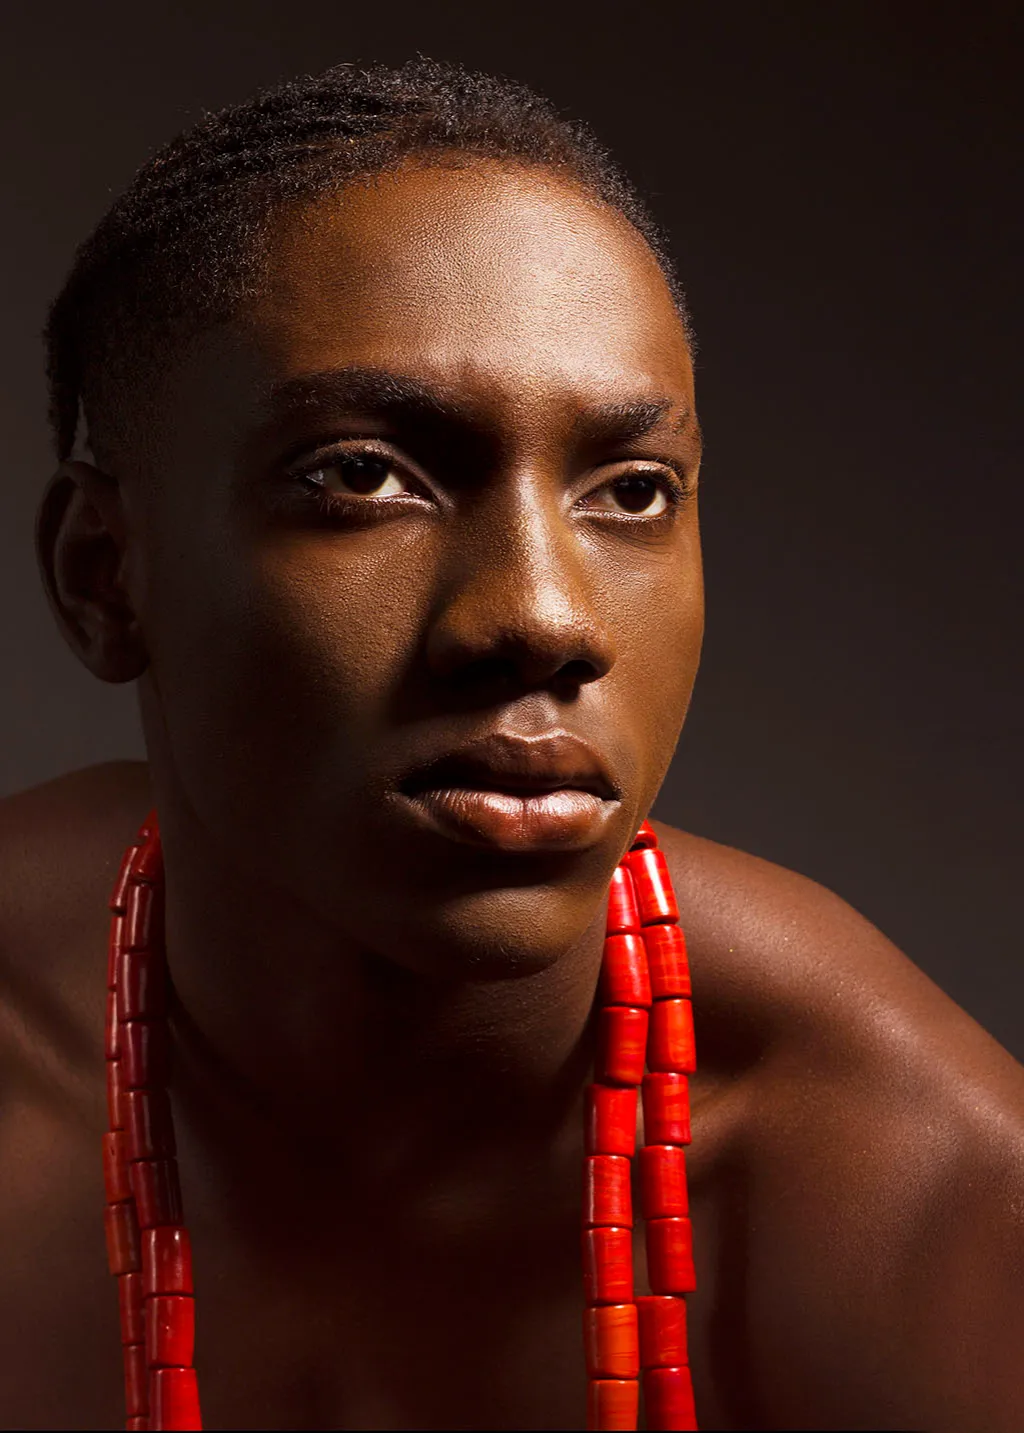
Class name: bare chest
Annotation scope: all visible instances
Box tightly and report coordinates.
[0,1082,753,1430]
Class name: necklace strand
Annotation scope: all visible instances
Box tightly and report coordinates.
[103,816,698,1430]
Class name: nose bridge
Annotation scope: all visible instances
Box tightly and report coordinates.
[426,469,614,683]
[488,475,579,620]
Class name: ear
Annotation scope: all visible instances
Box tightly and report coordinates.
[36,460,149,683]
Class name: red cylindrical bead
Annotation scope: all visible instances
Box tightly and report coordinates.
[149,1366,201,1431]
[127,1420,147,1432]
[117,948,167,1023]
[105,1201,141,1275]
[582,1225,634,1304]
[102,1130,132,1204]
[643,1365,697,1431]
[586,1377,639,1431]
[105,989,120,1059]
[109,848,138,915]
[639,1145,689,1220]
[642,1073,691,1146]
[118,1272,145,1346]
[630,820,658,851]
[627,848,678,926]
[124,1087,176,1162]
[646,1217,696,1296]
[146,1294,195,1367]
[583,1304,640,1379]
[583,1155,633,1228]
[605,865,640,936]
[585,1085,637,1157]
[143,1226,194,1296]
[108,914,127,989]
[642,923,691,1000]
[124,1342,148,1418]
[107,1058,126,1131]
[636,1295,688,1369]
[595,1006,648,1087]
[122,1020,169,1089]
[130,836,163,883]
[125,881,159,951]
[647,1000,696,1074]
[600,934,651,1009]
[131,1159,184,1229]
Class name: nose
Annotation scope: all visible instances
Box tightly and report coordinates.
[424,482,616,699]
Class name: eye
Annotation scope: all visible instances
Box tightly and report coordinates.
[302,452,410,499]
[584,472,674,517]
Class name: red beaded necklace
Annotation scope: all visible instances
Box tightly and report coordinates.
[103,814,697,1431]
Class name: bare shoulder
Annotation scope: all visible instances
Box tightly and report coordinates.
[0,765,152,1427]
[657,820,1024,1430]
[655,816,1024,1109]
[0,762,151,1090]
[0,761,151,935]
[0,760,151,891]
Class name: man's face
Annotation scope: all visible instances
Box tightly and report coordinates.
[131,161,703,976]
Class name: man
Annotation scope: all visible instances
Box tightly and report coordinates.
[1,58,1021,1429]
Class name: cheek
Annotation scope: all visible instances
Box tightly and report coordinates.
[603,527,704,795]
[247,542,428,719]
[142,519,434,809]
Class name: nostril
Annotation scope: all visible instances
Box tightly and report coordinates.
[448,655,520,693]
[442,652,601,703]
[552,658,601,698]
[560,658,600,684]
[425,584,616,693]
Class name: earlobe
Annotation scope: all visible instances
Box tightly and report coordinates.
[36,461,149,683]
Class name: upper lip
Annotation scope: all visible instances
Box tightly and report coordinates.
[398,731,620,801]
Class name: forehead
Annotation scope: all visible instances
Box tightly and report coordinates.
[260,163,689,393]
[162,162,694,460]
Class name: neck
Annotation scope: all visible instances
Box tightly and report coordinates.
[157,800,605,1202]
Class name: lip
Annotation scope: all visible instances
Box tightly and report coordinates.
[395,731,621,852]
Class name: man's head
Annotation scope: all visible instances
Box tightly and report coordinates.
[39,60,703,979]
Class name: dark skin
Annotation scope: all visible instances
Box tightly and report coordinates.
[1,159,1021,1430]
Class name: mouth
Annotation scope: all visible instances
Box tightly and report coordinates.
[395,732,621,852]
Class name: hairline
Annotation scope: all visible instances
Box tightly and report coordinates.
[81,149,693,473]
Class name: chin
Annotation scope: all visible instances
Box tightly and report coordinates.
[348,877,600,982]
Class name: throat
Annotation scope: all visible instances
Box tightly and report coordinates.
[158,902,603,1213]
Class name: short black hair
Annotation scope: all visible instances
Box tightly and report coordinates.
[45,57,690,466]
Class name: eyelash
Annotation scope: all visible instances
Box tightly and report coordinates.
[276,449,417,521]
[283,446,692,518]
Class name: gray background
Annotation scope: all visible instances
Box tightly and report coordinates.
[2,2,1021,1056]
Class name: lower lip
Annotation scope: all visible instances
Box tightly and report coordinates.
[400,786,616,851]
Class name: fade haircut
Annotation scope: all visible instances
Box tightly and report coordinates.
[45,57,691,467]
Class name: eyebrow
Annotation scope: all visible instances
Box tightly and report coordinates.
[573,398,691,445]
[263,366,694,445]
[265,367,478,428]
